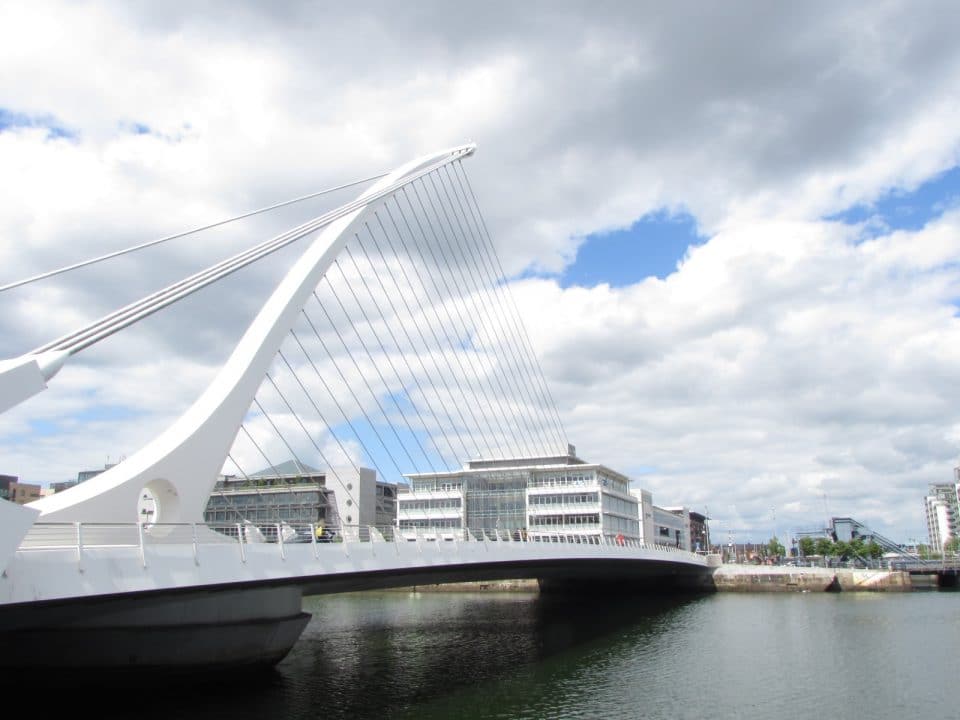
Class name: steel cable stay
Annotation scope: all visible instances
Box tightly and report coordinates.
[390,197,507,461]
[385,196,498,460]
[457,161,569,449]
[435,168,566,455]
[440,164,565,454]
[342,241,457,471]
[322,268,430,475]
[28,148,472,357]
[406,180,528,458]
[262,372,360,509]
[0,172,389,294]
[331,255,440,473]
[380,201,492,461]
[273,352,367,479]
[414,175,547,458]
[283,332,393,486]
[357,217,476,464]
[301,300,412,482]
[405,181,538,459]
[421,172,554,458]
[400,182,522,458]
[453,160,569,450]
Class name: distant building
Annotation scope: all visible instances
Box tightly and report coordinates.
[76,463,117,484]
[0,476,41,505]
[203,460,395,534]
[925,481,960,553]
[398,448,642,541]
[652,506,689,550]
[0,475,17,502]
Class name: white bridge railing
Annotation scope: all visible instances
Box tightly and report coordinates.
[16,521,703,566]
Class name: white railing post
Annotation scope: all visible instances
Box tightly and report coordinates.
[277,523,285,560]
[137,521,147,568]
[192,523,200,565]
[75,521,84,572]
[236,523,246,563]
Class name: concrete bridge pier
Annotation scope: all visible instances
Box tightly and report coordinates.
[0,585,310,671]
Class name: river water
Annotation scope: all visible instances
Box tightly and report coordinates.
[79,590,960,719]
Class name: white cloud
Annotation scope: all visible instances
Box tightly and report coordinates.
[3,1,960,541]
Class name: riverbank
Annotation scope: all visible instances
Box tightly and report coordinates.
[711,564,915,592]
[390,566,939,593]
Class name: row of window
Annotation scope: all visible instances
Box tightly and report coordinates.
[606,515,639,533]
[529,473,595,488]
[529,514,600,526]
[601,494,637,516]
[529,492,599,506]
[399,518,462,529]
[398,498,462,510]
[411,480,463,492]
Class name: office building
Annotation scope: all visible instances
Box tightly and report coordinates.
[925,481,960,553]
[398,447,641,541]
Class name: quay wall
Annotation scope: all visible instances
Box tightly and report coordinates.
[393,568,919,593]
[711,565,913,592]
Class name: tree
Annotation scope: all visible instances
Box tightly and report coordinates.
[865,541,883,559]
[945,537,960,555]
[799,537,816,557]
[831,540,850,559]
[815,537,834,556]
[768,536,786,557]
[848,537,866,559]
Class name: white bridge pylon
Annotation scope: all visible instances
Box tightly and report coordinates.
[15,145,486,526]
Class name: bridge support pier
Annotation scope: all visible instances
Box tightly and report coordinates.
[0,585,310,671]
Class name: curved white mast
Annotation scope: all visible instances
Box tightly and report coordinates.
[27,144,475,524]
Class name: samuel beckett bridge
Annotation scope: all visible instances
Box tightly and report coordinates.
[0,145,708,670]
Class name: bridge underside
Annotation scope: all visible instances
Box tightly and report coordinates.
[0,557,713,672]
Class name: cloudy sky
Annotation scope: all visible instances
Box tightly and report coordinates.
[3,1,960,544]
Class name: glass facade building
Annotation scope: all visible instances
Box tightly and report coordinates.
[398,451,641,541]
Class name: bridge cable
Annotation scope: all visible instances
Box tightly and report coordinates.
[283,333,393,486]
[262,371,360,512]
[275,350,367,478]
[0,173,389,294]
[322,269,429,475]
[405,182,535,459]
[402,182,520,458]
[333,253,440,473]
[343,240,457,471]
[454,160,569,448]
[414,174,546,458]
[359,216,476,464]
[444,163,566,453]
[423,173,554,458]
[238,422,289,486]
[437,167,567,454]
[391,193,504,460]
[301,302,409,482]
[30,148,472,356]
[437,166,565,453]
[381,200,492,461]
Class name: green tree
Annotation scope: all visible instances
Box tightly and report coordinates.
[815,537,834,556]
[945,537,960,555]
[768,536,786,557]
[831,540,850,559]
[865,541,884,559]
[799,537,816,557]
[848,537,866,559]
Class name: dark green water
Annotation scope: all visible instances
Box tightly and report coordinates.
[70,590,960,719]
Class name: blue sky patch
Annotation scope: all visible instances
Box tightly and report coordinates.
[0,107,75,139]
[830,164,960,235]
[560,210,704,288]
